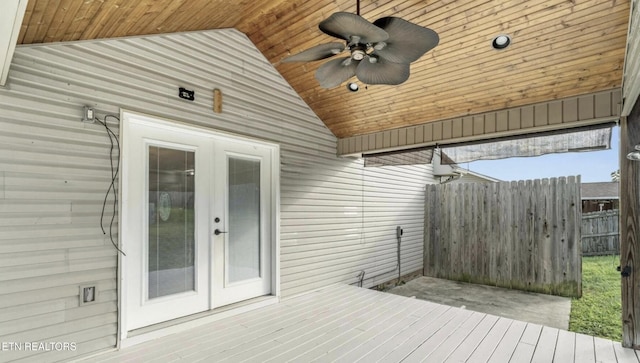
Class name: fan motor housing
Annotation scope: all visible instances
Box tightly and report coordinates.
[350,44,367,61]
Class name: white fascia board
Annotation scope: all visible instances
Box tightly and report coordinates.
[0,0,28,87]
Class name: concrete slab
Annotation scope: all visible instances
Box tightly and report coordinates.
[388,276,571,330]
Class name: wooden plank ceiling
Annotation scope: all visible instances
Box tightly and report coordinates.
[17,0,629,139]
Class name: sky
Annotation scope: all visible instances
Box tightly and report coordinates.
[460,127,620,183]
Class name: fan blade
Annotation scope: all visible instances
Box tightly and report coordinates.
[315,57,358,88]
[319,12,388,44]
[282,42,346,62]
[372,17,439,63]
[355,56,410,85]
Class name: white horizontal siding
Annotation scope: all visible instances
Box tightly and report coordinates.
[0,29,435,361]
[622,0,640,115]
[281,163,432,296]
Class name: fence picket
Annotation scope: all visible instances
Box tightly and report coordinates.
[581,210,619,256]
[423,177,582,297]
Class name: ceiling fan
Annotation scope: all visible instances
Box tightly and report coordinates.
[282,0,439,89]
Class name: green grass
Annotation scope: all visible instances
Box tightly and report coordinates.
[569,255,621,341]
[148,208,195,271]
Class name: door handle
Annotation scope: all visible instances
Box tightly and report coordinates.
[214,229,228,236]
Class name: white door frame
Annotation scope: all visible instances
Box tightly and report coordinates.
[118,110,280,342]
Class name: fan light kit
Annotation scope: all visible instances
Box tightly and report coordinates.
[492,35,511,50]
[283,0,439,89]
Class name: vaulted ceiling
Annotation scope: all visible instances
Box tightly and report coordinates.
[17,0,630,140]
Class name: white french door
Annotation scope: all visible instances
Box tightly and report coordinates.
[121,113,275,332]
[212,140,272,307]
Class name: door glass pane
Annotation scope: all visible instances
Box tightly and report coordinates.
[148,146,195,299]
[228,157,261,283]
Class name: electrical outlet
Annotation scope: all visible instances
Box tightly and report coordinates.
[79,284,98,306]
[81,106,95,123]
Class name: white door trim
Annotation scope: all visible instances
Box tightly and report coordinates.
[118,110,280,342]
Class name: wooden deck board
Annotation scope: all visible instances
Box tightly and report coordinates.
[400,309,476,362]
[241,294,415,362]
[574,333,596,363]
[312,300,430,362]
[531,326,559,363]
[322,299,434,362]
[444,314,500,363]
[553,329,576,362]
[96,285,363,362]
[380,308,473,362]
[488,319,527,362]
[594,336,618,363]
[377,306,462,362]
[614,342,640,363]
[89,284,639,363]
[509,324,542,363]
[191,289,397,361]
[414,311,486,363]
[358,304,451,362]
[466,318,513,363]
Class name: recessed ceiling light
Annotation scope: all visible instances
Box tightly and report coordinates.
[347,82,359,92]
[492,35,511,50]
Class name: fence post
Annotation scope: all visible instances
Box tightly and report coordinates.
[620,100,640,348]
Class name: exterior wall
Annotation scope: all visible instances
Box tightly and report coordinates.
[0,30,434,361]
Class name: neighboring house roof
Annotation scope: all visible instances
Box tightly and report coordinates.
[436,150,501,183]
[453,168,502,183]
[581,182,619,200]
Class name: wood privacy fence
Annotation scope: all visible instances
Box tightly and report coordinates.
[424,176,582,297]
[582,210,620,256]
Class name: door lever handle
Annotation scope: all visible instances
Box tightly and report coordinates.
[214,229,228,236]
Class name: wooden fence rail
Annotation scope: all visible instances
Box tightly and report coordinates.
[424,176,582,297]
[582,210,620,256]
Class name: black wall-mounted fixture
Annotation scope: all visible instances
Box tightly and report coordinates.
[179,87,195,101]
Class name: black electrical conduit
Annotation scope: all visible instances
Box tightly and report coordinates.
[357,227,402,287]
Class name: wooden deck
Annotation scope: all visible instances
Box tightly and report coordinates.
[93,284,639,362]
